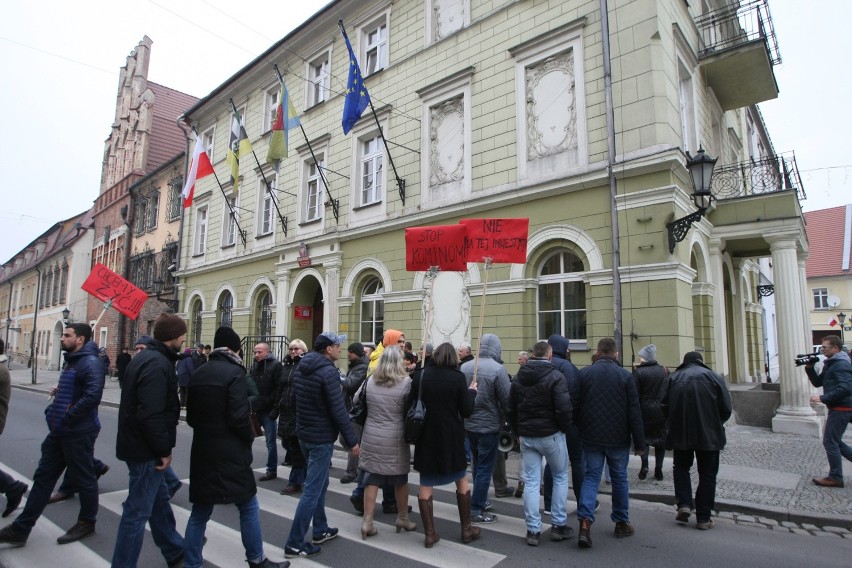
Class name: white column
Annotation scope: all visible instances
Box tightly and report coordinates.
[730,260,749,382]
[708,239,730,377]
[275,268,291,340]
[769,236,822,437]
[324,260,341,333]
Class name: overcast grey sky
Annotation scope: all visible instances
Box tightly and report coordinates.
[1,0,848,265]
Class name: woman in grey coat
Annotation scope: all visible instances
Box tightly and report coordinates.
[354,346,415,539]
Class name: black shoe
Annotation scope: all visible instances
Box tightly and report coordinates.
[280,485,302,495]
[0,523,28,546]
[258,471,278,482]
[57,520,95,544]
[284,542,321,558]
[550,524,574,541]
[350,494,364,514]
[166,553,184,568]
[654,470,664,481]
[494,487,515,498]
[340,474,356,484]
[3,483,27,518]
[98,464,110,478]
[638,467,648,480]
[526,530,540,546]
[382,502,398,514]
[248,559,289,568]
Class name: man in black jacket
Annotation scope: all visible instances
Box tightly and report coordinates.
[575,337,644,548]
[340,342,368,484]
[252,342,284,481]
[112,313,185,567]
[664,351,732,530]
[509,341,573,546]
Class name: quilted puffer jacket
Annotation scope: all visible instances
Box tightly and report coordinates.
[45,341,104,436]
[576,356,644,451]
[291,351,357,447]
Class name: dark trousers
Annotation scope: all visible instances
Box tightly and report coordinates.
[0,469,22,494]
[641,445,666,472]
[673,449,720,523]
[544,425,584,506]
[57,458,107,494]
[13,431,99,535]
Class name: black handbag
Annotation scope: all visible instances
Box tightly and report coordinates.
[404,379,426,444]
[350,382,368,426]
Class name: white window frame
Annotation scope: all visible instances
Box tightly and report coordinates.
[202,126,216,162]
[258,178,275,238]
[263,83,279,133]
[674,29,699,155]
[510,20,588,181]
[349,108,390,225]
[146,191,159,231]
[361,16,389,77]
[360,277,385,343]
[360,135,384,207]
[536,249,587,342]
[813,288,829,310]
[306,49,332,107]
[304,157,324,223]
[222,194,239,248]
[193,206,208,257]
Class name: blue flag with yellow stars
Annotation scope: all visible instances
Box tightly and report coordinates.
[341,24,371,135]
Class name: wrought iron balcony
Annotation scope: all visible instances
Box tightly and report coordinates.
[695,0,781,110]
[710,152,805,201]
[695,0,780,64]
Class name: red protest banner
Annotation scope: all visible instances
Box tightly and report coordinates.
[405,225,469,271]
[81,263,149,320]
[460,218,529,263]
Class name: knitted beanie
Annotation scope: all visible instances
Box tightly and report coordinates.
[382,329,403,347]
[214,326,242,353]
[348,342,366,358]
[153,313,187,342]
[638,344,657,362]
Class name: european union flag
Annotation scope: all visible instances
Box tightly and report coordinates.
[341,25,371,135]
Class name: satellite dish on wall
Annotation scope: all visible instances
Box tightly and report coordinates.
[828,295,841,308]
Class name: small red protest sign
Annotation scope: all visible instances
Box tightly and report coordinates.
[81,263,149,320]
[405,225,469,271]
[294,306,312,320]
[460,218,529,263]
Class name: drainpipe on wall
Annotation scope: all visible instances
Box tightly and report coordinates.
[175,116,192,314]
[118,200,134,356]
[4,281,12,351]
[31,266,41,384]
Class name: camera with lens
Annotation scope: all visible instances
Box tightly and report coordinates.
[794,353,819,367]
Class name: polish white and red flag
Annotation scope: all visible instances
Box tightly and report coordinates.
[182,132,215,207]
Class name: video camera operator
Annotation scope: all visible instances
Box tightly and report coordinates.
[805,335,852,488]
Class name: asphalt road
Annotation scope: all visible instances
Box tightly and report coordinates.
[0,389,848,567]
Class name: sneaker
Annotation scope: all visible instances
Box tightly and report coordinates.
[526,530,541,546]
[284,542,321,558]
[57,520,95,544]
[542,509,551,516]
[676,506,692,523]
[471,512,497,524]
[483,499,494,512]
[312,527,339,544]
[0,524,28,546]
[3,483,27,518]
[696,519,715,530]
[550,524,574,541]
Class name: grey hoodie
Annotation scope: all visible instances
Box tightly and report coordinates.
[460,334,511,434]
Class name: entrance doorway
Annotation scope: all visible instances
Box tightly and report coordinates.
[291,274,324,347]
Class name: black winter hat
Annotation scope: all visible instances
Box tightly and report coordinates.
[214,326,242,353]
[682,351,704,365]
[348,342,365,358]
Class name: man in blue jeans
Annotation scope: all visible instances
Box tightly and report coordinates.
[285,332,359,558]
[806,335,852,488]
[574,338,644,548]
[461,333,511,524]
[112,313,186,567]
[251,342,284,482]
[0,324,105,546]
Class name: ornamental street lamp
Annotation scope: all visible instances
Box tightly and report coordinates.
[154,278,179,312]
[838,312,847,347]
[667,147,718,252]
[61,307,70,324]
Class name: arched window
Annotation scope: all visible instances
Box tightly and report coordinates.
[192,299,203,346]
[257,289,272,339]
[218,291,233,328]
[537,249,586,340]
[360,277,384,344]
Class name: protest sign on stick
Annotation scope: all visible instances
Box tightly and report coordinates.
[81,263,149,321]
[405,225,469,272]
[461,218,529,264]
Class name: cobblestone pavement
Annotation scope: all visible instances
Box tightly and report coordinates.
[9,365,852,537]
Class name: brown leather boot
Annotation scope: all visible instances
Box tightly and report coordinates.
[578,518,592,548]
[456,490,481,544]
[418,497,440,548]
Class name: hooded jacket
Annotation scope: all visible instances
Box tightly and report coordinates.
[663,359,732,451]
[341,355,369,410]
[292,350,357,447]
[251,353,283,414]
[460,334,511,434]
[117,339,181,461]
[45,341,104,437]
[509,357,572,437]
[806,350,852,409]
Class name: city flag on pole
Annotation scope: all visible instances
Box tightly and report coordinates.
[182,132,215,208]
[340,23,371,135]
[226,108,252,194]
[266,79,301,171]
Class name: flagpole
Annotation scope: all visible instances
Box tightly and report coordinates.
[366,98,406,206]
[470,258,492,389]
[210,155,248,247]
[273,65,339,223]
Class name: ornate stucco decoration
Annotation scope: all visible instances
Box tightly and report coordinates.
[433,0,465,42]
[429,97,464,187]
[526,52,576,160]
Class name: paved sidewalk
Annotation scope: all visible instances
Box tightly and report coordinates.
[8,364,852,532]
